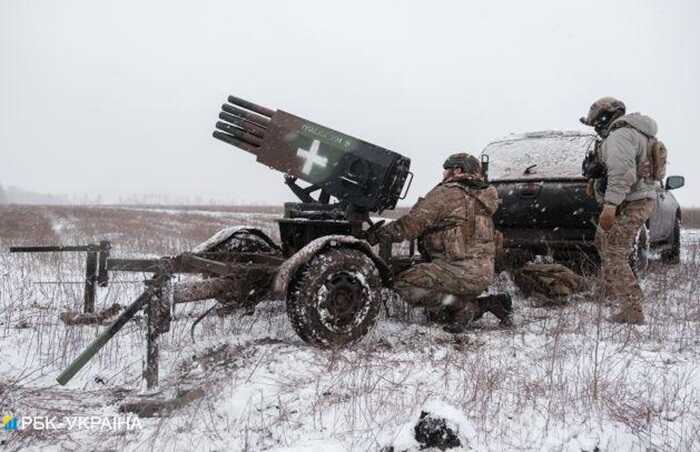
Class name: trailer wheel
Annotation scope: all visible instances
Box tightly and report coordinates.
[287,247,381,348]
[213,229,280,307]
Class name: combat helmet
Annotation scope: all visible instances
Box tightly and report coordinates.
[443,153,481,176]
[579,97,626,136]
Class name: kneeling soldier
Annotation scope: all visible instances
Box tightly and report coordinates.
[368,153,511,333]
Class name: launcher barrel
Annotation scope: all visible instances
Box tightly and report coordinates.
[227,95,275,118]
[219,112,265,137]
[221,103,271,128]
[213,94,412,213]
[215,121,263,146]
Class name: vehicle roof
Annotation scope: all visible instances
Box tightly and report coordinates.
[483,130,597,181]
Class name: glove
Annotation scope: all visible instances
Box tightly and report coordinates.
[494,230,505,258]
[585,180,595,198]
[598,204,617,231]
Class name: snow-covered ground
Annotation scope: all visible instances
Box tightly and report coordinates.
[1,209,699,451]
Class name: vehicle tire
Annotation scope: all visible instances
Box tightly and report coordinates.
[286,247,382,348]
[661,215,681,265]
[211,229,281,307]
[630,224,650,276]
[209,228,281,255]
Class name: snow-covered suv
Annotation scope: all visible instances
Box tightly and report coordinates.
[483,130,684,271]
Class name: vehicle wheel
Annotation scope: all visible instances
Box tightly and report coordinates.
[287,247,382,348]
[661,215,681,265]
[210,228,281,255]
[630,224,650,276]
[212,229,280,307]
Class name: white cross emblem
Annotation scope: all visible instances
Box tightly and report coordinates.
[296,139,328,175]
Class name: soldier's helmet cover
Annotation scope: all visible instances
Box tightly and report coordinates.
[443,153,481,176]
[579,97,626,127]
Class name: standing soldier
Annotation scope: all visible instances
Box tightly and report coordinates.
[580,97,658,324]
[367,153,511,333]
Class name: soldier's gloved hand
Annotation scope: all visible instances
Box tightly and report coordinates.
[598,204,617,231]
[585,180,595,198]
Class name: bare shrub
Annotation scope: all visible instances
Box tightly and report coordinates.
[1,206,700,451]
[682,207,700,229]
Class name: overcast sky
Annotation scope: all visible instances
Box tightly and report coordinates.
[1,0,698,206]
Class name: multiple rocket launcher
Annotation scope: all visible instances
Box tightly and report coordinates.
[213,96,412,213]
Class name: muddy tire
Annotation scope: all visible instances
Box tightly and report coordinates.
[209,229,281,255]
[286,247,381,348]
[630,224,650,276]
[661,215,681,265]
[211,229,280,306]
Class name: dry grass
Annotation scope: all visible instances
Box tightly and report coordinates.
[0,205,281,255]
[683,207,700,229]
[0,206,59,243]
[1,205,699,451]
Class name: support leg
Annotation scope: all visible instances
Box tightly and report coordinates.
[145,297,159,390]
[83,251,98,313]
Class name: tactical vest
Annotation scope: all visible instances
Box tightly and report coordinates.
[419,182,495,261]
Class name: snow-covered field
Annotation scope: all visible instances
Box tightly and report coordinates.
[1,206,699,451]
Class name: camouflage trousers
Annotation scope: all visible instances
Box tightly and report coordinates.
[594,199,655,309]
[393,256,494,314]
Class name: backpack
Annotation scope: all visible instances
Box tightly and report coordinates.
[610,121,667,182]
[646,137,667,182]
[513,263,588,302]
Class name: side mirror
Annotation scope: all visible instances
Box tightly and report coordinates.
[665,175,685,190]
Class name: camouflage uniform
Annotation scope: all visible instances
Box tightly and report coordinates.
[374,161,501,320]
[582,98,659,324]
[594,199,654,320]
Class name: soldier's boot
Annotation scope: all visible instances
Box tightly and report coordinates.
[477,293,513,327]
[426,307,455,324]
[424,293,462,324]
[443,301,482,334]
[609,300,645,325]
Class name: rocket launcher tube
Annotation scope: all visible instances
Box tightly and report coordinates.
[213,96,413,212]
[212,131,259,152]
[215,121,263,146]
[227,95,275,118]
[219,112,266,137]
[221,104,271,128]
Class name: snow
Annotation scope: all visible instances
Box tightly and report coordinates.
[2,211,700,451]
[264,439,347,452]
[484,130,597,180]
[116,206,282,220]
[191,225,250,253]
[272,235,370,295]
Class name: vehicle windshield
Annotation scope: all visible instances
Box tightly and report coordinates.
[483,131,597,181]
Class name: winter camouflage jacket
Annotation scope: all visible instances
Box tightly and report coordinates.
[596,113,659,206]
[378,174,501,260]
